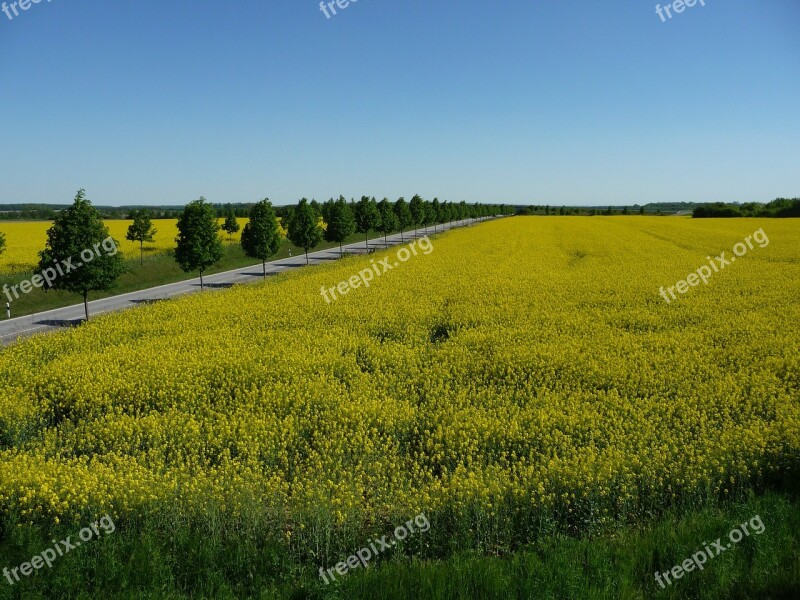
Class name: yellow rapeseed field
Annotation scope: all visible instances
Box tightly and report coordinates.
[0,217,797,551]
[0,218,258,274]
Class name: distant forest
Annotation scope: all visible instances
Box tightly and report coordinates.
[515,202,696,216]
[0,203,267,221]
[692,198,800,218]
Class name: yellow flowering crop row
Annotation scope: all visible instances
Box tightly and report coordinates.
[0,218,263,274]
[0,217,797,545]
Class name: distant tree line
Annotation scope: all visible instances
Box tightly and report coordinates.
[0,205,60,220]
[692,198,800,218]
[516,205,652,216]
[0,205,187,220]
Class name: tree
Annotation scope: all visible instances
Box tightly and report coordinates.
[241,199,282,278]
[442,201,454,227]
[622,206,630,215]
[393,197,413,243]
[0,231,5,258]
[354,196,381,249]
[321,198,335,224]
[126,209,157,266]
[377,198,397,246]
[287,198,322,264]
[221,207,240,242]
[639,206,645,215]
[324,196,356,257]
[422,200,435,232]
[431,198,442,233]
[310,199,322,220]
[458,201,468,222]
[409,195,425,236]
[38,189,125,321]
[175,197,224,290]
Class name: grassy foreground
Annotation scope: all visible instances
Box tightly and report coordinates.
[1,490,797,599]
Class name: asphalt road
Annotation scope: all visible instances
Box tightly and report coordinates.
[0,218,495,347]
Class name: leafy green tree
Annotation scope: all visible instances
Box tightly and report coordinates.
[321,198,335,224]
[377,198,398,246]
[457,201,468,222]
[287,198,322,265]
[393,197,413,243]
[430,198,442,233]
[409,194,425,236]
[310,199,322,219]
[126,209,158,266]
[422,200,435,232]
[38,189,125,321]
[175,197,224,290]
[639,206,645,215]
[241,199,282,278]
[324,196,356,257]
[354,196,381,249]
[442,201,454,227]
[222,207,240,241]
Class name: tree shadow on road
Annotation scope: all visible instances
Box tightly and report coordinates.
[34,318,84,329]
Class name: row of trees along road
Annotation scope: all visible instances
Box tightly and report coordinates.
[6,191,510,321]
[175,193,512,294]
[320,195,510,254]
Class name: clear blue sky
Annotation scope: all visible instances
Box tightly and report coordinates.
[1,0,798,207]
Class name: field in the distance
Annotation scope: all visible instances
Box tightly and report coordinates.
[0,216,798,598]
[0,218,263,274]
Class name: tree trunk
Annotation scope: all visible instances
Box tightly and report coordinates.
[339,242,344,258]
[262,261,267,279]
[365,232,369,249]
[305,249,309,265]
[83,290,89,322]
[200,270,204,290]
[140,241,144,266]
[400,230,404,243]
